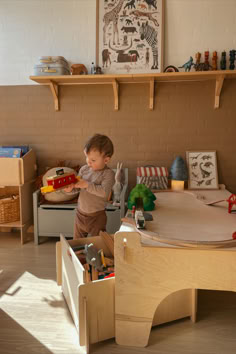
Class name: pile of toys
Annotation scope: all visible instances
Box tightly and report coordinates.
[72,231,115,282]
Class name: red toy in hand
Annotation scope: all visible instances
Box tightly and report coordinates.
[232,232,236,240]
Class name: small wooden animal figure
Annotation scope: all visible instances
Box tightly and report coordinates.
[70,64,88,75]
[220,51,226,70]
[229,50,236,70]
[211,51,218,70]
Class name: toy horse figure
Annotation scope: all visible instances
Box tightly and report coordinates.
[178,56,194,72]
[112,162,123,205]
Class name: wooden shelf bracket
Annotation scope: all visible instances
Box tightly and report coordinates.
[49,81,59,111]
[149,78,155,110]
[112,79,119,111]
[215,74,225,109]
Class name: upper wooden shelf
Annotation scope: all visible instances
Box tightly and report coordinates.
[30,70,236,111]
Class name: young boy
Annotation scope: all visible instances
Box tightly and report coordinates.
[64,134,115,238]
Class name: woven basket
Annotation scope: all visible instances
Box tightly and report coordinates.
[0,195,20,224]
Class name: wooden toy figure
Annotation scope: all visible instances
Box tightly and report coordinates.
[212,51,218,70]
[203,51,212,71]
[194,52,202,71]
[220,51,226,70]
[195,52,201,65]
[194,52,201,71]
[229,50,236,70]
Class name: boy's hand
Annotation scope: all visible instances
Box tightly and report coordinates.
[63,183,75,193]
[63,179,88,192]
[75,179,88,189]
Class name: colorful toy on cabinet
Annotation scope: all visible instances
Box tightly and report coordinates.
[220,51,226,70]
[40,168,80,194]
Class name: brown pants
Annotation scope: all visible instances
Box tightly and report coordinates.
[73,208,107,239]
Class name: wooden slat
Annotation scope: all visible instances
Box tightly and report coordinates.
[100,231,114,256]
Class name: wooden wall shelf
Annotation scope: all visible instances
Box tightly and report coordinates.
[30,70,236,111]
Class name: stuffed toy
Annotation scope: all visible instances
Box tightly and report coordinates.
[112,162,123,204]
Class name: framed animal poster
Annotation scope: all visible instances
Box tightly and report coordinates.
[96,0,164,74]
[186,151,219,190]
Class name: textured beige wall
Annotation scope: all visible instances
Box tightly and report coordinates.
[0,81,235,192]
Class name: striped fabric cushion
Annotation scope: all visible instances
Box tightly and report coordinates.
[137,167,169,190]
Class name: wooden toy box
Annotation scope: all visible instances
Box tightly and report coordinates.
[0,149,36,186]
[56,234,115,349]
[56,234,195,351]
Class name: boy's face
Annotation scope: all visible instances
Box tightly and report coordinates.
[84,149,110,171]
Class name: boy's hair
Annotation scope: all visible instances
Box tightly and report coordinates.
[84,134,114,157]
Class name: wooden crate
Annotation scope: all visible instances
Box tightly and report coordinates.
[56,234,115,351]
[57,234,196,353]
[0,149,36,186]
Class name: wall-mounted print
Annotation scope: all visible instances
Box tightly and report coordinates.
[186,151,219,190]
[96,0,164,74]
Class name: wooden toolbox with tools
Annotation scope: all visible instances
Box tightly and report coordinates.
[56,233,115,350]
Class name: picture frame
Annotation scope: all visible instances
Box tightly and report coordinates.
[96,0,164,74]
[186,151,219,190]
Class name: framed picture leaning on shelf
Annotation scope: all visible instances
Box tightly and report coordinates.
[96,0,164,74]
[186,151,219,190]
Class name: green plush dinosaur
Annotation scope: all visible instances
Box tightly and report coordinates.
[128,184,156,211]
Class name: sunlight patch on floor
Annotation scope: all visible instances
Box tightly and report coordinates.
[0,271,80,351]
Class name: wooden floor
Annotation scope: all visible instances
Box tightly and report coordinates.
[1,232,236,354]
